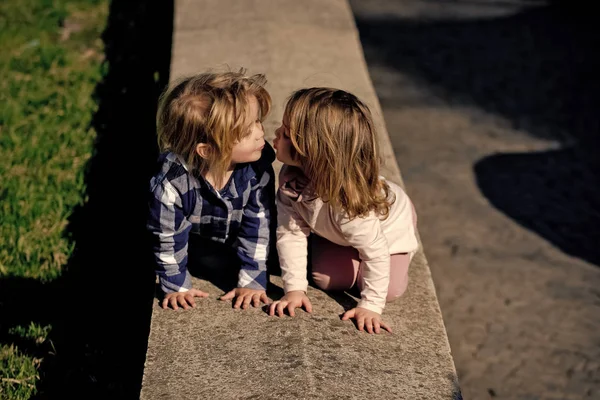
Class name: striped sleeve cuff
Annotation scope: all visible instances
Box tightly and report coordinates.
[159,269,192,294]
[238,269,268,291]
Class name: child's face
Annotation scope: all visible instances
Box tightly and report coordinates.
[231,96,265,165]
[273,114,301,167]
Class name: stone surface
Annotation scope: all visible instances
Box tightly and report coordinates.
[142,275,459,400]
[140,1,459,399]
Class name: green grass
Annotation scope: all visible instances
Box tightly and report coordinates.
[0,346,39,400]
[0,0,108,398]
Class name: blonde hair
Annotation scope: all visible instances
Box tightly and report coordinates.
[157,68,271,187]
[284,87,392,219]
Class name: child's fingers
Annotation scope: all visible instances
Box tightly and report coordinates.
[162,297,169,309]
[180,298,190,310]
[373,320,381,334]
[380,321,392,333]
[288,303,296,317]
[233,295,244,309]
[272,301,282,316]
[260,293,272,305]
[356,317,365,332]
[220,289,236,301]
[184,293,196,308]
[179,295,192,310]
[302,297,313,313]
[341,309,355,321]
[276,301,287,317]
[365,318,374,334]
[194,290,209,298]
[242,295,252,309]
[251,294,261,308]
[169,296,179,311]
[268,302,277,316]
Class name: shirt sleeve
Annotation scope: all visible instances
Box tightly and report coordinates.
[276,189,312,294]
[339,214,390,314]
[147,177,193,294]
[234,167,275,290]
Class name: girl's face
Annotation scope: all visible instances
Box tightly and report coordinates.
[230,96,265,165]
[273,114,302,167]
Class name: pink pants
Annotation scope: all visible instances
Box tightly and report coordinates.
[310,204,417,303]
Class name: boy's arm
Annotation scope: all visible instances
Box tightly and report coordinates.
[234,167,275,291]
[147,178,193,294]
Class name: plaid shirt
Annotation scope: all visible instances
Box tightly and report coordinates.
[147,145,276,294]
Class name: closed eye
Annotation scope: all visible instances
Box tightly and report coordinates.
[282,123,291,139]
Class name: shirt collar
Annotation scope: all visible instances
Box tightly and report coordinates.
[279,165,317,202]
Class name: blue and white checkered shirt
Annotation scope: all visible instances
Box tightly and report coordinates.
[147,145,276,294]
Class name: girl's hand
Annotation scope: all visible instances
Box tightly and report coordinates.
[268,290,313,317]
[162,288,209,310]
[342,307,392,334]
[220,288,271,309]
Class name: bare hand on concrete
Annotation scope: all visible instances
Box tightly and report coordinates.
[220,288,271,309]
[268,290,313,317]
[342,307,392,334]
[162,288,210,310]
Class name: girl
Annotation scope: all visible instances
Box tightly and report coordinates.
[147,69,277,311]
[269,88,419,334]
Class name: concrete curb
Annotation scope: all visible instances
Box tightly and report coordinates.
[140,1,460,399]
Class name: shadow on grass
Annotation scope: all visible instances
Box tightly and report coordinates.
[0,1,173,399]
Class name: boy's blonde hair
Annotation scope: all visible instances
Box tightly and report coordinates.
[157,69,271,186]
[284,87,392,219]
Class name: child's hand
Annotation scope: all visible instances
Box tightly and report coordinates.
[268,290,313,317]
[342,307,392,334]
[162,288,209,310]
[220,288,271,309]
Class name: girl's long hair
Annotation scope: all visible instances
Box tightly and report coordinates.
[285,87,393,219]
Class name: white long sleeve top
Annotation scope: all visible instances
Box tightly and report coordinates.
[276,165,419,314]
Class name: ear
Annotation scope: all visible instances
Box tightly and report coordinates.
[195,143,212,159]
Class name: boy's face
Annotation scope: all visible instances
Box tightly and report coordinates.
[231,96,265,164]
[273,114,302,167]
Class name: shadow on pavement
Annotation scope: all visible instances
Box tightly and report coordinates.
[351,2,599,266]
[0,1,173,399]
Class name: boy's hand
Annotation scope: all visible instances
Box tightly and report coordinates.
[220,288,271,309]
[162,288,209,310]
[268,290,313,317]
[341,307,392,334]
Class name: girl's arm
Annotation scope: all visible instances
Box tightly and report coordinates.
[339,214,391,315]
[276,189,312,294]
